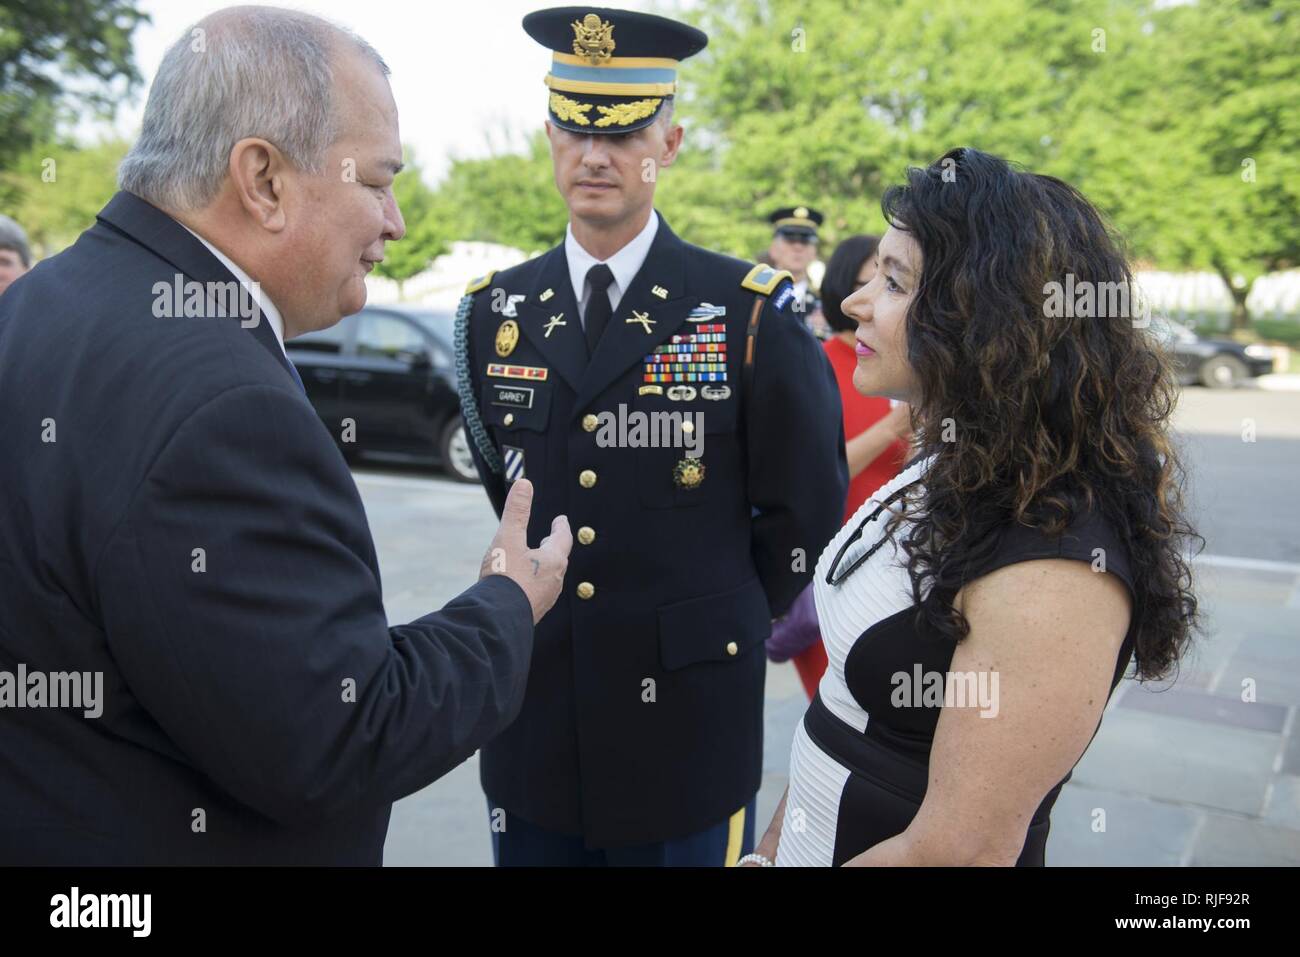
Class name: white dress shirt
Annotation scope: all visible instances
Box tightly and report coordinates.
[180,224,287,356]
[565,210,659,328]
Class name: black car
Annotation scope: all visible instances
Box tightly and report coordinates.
[286,305,480,482]
[1148,317,1276,388]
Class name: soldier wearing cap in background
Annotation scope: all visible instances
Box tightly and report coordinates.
[455,6,847,866]
[767,205,825,336]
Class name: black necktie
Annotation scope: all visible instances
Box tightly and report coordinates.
[584,263,615,354]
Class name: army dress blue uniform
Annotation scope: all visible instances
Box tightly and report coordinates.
[456,216,847,863]
[453,5,848,865]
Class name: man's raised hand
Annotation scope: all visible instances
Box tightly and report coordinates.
[480,479,572,624]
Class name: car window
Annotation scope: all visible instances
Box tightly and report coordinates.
[290,320,348,354]
[356,313,427,361]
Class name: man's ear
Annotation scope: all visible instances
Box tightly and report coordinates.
[228,137,289,232]
[659,123,684,168]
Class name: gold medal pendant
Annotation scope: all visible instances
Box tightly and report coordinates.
[673,457,705,490]
[495,319,520,357]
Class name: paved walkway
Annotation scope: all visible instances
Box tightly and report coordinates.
[358,452,1299,866]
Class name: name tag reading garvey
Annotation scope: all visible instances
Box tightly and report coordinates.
[491,384,535,409]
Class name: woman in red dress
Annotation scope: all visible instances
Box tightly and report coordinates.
[790,236,914,698]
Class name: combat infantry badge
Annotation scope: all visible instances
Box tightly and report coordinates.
[572,14,615,63]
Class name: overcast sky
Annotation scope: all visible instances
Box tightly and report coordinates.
[92,0,666,184]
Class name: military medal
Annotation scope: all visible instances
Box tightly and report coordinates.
[495,319,520,357]
[673,457,705,490]
[487,362,548,381]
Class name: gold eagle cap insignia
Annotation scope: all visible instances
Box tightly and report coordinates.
[572,13,616,63]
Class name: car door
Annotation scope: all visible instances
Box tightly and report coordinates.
[345,310,434,454]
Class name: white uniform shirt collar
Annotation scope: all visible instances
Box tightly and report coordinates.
[180,224,287,356]
[565,210,659,322]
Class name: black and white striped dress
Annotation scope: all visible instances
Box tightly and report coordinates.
[776,453,1136,867]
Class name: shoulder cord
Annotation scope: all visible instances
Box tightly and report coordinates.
[742,293,766,406]
[453,292,503,475]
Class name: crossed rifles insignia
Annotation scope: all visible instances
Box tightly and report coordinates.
[626,310,655,334]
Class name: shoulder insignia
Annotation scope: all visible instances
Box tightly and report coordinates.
[464,270,497,295]
[769,283,797,313]
[740,264,794,296]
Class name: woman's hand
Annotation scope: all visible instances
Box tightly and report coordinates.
[737,789,787,866]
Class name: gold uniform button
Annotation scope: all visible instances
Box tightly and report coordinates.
[582,413,599,432]
[577,582,595,600]
[579,469,597,488]
[503,413,514,426]
[577,526,596,545]
[725,641,739,656]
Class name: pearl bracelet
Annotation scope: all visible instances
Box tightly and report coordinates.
[735,852,775,867]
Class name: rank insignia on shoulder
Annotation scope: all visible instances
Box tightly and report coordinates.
[465,270,497,295]
[741,264,794,296]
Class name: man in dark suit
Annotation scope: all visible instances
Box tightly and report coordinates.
[0,6,570,865]
[456,7,848,865]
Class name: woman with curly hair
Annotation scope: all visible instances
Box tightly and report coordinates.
[743,148,1201,868]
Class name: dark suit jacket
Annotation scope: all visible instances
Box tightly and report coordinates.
[0,191,534,864]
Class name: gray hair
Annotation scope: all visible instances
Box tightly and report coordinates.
[0,215,30,266]
[118,5,389,211]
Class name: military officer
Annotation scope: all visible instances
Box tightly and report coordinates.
[455,6,847,866]
[767,205,825,331]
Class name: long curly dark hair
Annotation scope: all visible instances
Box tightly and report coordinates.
[880,147,1201,681]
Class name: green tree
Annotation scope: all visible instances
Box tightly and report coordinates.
[432,131,569,254]
[0,0,148,188]
[1,138,128,257]
[373,155,454,298]
[1062,0,1299,330]
[674,0,1297,325]
[417,0,1298,316]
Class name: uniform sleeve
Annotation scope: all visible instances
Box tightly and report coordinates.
[458,292,508,518]
[745,287,849,617]
[95,383,535,826]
